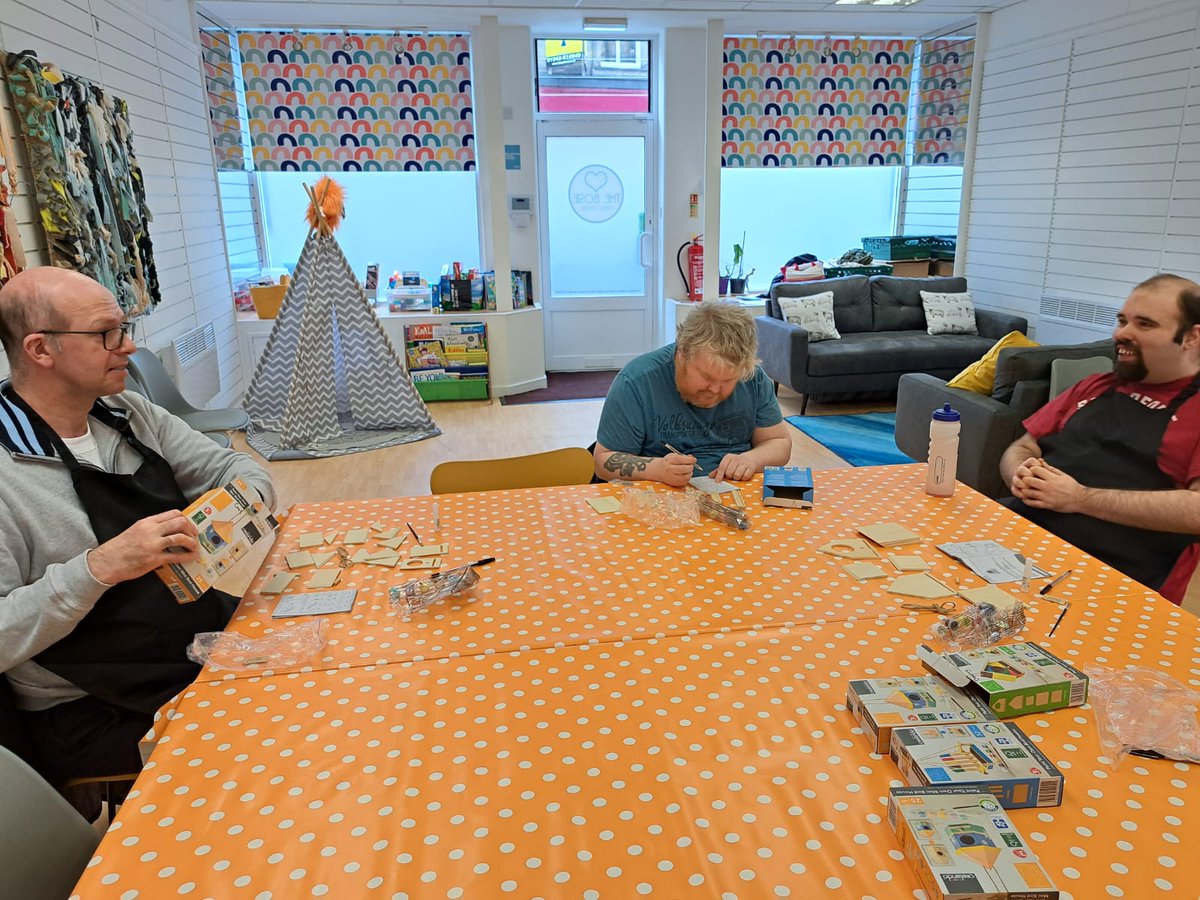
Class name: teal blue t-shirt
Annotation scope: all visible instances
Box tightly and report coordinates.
[596,343,783,474]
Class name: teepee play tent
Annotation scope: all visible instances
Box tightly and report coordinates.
[243,178,440,459]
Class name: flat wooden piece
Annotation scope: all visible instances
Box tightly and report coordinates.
[586,497,621,514]
[373,528,401,540]
[889,555,929,572]
[285,551,315,569]
[309,552,337,567]
[378,535,409,550]
[410,543,449,558]
[306,569,342,589]
[367,554,402,568]
[960,584,1020,612]
[888,573,955,600]
[298,532,325,548]
[344,529,370,545]
[858,523,921,547]
[350,549,372,564]
[844,562,887,581]
[818,539,879,560]
[370,522,389,532]
[323,530,340,544]
[401,557,442,570]
[261,572,299,594]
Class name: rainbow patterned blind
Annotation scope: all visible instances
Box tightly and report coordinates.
[237,31,474,172]
[199,30,246,171]
[913,38,974,165]
[722,37,915,167]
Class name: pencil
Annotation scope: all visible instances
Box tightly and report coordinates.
[1039,569,1073,596]
[1047,603,1070,637]
[664,443,704,472]
[406,522,422,545]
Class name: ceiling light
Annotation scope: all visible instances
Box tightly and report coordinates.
[836,0,922,5]
[583,17,628,32]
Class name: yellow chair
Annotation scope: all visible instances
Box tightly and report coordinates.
[430,447,596,495]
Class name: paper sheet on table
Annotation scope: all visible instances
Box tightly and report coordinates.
[937,540,1050,584]
[689,476,739,494]
[273,588,357,618]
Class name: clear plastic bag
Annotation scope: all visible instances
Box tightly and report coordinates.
[389,563,481,616]
[928,601,1026,652]
[620,486,699,528]
[186,619,328,671]
[1085,665,1200,769]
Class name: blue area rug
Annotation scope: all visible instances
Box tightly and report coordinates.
[785,412,914,467]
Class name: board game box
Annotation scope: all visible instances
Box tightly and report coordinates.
[846,675,996,754]
[891,721,1064,808]
[762,465,814,509]
[919,642,1088,718]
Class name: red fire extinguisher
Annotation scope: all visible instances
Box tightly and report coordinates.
[676,235,704,301]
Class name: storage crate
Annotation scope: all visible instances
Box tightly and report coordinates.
[824,263,893,278]
[414,379,489,402]
[861,236,929,260]
[877,259,931,278]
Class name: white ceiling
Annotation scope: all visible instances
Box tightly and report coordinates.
[201,0,1027,36]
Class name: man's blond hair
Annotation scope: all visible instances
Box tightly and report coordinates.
[675,301,759,379]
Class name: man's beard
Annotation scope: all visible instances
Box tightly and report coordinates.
[1113,342,1147,383]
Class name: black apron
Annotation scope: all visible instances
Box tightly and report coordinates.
[11,392,237,715]
[1005,374,1200,591]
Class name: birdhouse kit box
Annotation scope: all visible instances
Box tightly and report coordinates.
[919,642,1088,719]
[891,721,1065,809]
[889,785,1059,900]
[846,676,996,754]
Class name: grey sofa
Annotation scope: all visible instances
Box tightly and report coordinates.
[894,339,1116,498]
[756,275,1028,413]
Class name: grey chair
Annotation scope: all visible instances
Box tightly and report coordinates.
[127,348,249,433]
[1050,355,1113,398]
[0,744,101,900]
[895,339,1116,498]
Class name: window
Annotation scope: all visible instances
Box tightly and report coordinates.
[256,172,481,285]
[719,167,902,287]
[536,39,651,113]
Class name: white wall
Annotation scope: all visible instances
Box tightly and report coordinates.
[0,0,242,406]
[964,0,1200,339]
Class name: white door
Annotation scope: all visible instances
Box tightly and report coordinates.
[537,119,655,371]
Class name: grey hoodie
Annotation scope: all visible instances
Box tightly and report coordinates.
[0,385,276,710]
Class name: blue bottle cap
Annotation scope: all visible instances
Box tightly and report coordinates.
[932,403,960,422]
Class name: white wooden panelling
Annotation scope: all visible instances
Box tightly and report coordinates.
[0,0,243,407]
[965,0,1200,337]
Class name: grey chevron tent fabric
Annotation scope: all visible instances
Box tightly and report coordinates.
[243,232,440,459]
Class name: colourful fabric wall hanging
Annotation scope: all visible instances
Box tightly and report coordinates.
[3,51,160,315]
[721,37,915,167]
[200,29,247,171]
[914,38,974,165]
[0,100,26,286]
[237,31,475,172]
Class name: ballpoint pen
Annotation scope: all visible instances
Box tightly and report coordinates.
[1039,569,1072,596]
[664,442,704,473]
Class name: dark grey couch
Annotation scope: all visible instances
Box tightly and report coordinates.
[894,339,1117,498]
[756,275,1028,413]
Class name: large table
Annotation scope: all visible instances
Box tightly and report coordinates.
[73,467,1200,898]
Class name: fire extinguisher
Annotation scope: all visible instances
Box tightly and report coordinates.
[676,235,704,301]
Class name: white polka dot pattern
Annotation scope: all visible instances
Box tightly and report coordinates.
[72,469,1200,898]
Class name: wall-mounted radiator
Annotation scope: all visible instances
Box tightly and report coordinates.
[1037,295,1119,345]
[161,323,221,407]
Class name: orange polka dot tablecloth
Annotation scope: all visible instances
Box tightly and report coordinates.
[73,467,1200,898]
[205,467,1147,681]
[76,608,1200,899]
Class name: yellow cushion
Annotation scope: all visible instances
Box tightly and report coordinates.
[947,331,1040,394]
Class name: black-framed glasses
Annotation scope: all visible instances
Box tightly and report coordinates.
[38,322,133,351]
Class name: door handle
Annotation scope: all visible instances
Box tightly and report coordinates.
[639,231,651,267]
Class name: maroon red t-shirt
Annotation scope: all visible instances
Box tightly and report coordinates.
[1022,372,1200,603]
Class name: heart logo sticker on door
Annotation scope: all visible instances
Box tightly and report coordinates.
[568,164,623,223]
[583,169,608,191]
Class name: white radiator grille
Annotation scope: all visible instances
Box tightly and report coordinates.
[162,323,221,407]
[1038,296,1119,344]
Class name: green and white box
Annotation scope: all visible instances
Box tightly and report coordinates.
[889,785,1059,900]
[846,676,996,754]
[891,721,1064,809]
[920,642,1088,719]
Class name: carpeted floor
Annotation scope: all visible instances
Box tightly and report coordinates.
[785,411,914,467]
[500,370,617,405]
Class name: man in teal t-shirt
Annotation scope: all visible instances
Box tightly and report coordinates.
[594,301,792,486]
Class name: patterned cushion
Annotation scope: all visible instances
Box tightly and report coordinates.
[920,290,978,336]
[779,292,841,342]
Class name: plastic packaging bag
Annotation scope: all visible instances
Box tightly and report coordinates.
[186,619,328,671]
[390,563,481,616]
[928,601,1026,652]
[1085,665,1200,769]
[621,486,699,529]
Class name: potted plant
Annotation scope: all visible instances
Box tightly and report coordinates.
[719,263,731,296]
[728,232,755,295]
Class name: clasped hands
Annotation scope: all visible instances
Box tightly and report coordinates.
[653,450,756,487]
[1011,457,1088,512]
[87,509,200,585]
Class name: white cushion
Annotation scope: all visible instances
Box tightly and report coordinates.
[779,291,840,342]
[920,290,978,335]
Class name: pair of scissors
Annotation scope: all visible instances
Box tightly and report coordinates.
[900,600,957,614]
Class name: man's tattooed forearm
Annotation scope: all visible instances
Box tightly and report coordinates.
[604,453,650,477]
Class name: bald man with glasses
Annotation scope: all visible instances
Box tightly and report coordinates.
[0,267,274,798]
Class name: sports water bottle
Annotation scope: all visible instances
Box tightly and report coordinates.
[924,404,960,497]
